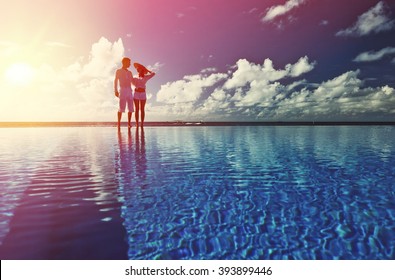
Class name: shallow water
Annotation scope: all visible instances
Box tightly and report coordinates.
[0,126,394,259]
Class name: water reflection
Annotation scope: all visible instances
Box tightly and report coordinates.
[1,126,394,260]
[115,128,147,189]
[0,127,128,259]
[135,128,147,184]
[118,126,395,259]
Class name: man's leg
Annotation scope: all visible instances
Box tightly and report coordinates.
[128,112,132,128]
[118,92,126,129]
[117,111,122,129]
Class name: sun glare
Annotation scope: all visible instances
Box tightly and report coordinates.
[5,63,35,86]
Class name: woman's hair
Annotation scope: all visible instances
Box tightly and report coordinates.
[134,63,149,75]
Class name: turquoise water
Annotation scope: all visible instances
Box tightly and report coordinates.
[0,126,394,259]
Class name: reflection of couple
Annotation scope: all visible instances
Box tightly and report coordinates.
[116,126,147,180]
[114,57,155,129]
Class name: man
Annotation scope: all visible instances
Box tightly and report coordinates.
[114,57,134,129]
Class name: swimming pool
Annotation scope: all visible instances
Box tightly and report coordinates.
[0,126,394,259]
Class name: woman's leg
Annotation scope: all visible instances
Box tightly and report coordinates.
[141,100,146,127]
[134,99,140,127]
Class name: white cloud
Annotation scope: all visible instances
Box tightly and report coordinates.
[201,67,217,73]
[271,70,395,120]
[236,81,283,107]
[336,1,395,37]
[82,37,124,78]
[262,0,306,22]
[154,56,315,120]
[157,72,228,104]
[320,20,329,26]
[289,56,316,77]
[310,70,363,101]
[353,47,395,62]
[247,8,258,14]
[45,41,73,48]
[153,57,395,121]
[221,56,314,108]
[224,56,315,89]
[200,88,230,113]
[382,85,394,95]
[148,62,165,72]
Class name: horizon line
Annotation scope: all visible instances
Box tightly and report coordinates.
[1,121,394,128]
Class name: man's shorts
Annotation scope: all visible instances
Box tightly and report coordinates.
[118,87,134,113]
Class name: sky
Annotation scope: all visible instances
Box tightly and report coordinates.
[0,0,395,122]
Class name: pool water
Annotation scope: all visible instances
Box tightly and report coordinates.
[0,126,394,259]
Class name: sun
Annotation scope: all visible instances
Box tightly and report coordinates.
[5,62,35,86]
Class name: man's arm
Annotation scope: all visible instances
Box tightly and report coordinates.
[114,70,119,97]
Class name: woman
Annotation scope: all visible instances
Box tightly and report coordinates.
[132,63,155,127]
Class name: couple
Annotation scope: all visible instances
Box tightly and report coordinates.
[114,57,155,129]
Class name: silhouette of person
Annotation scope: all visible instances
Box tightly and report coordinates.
[114,57,134,129]
[135,127,147,184]
[115,128,133,176]
[132,63,155,127]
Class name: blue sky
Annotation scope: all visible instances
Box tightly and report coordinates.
[1,0,394,121]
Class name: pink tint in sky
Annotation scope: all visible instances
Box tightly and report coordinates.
[112,0,393,81]
[1,0,395,122]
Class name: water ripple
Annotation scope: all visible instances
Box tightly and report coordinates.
[1,126,394,259]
